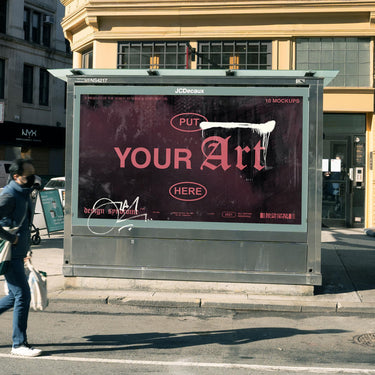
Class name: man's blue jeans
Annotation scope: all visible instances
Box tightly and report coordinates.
[0,258,31,347]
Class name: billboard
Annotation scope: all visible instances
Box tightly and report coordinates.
[54,71,330,285]
[73,86,308,233]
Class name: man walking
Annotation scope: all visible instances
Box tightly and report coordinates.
[0,158,42,357]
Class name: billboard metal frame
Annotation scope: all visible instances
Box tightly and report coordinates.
[54,69,334,286]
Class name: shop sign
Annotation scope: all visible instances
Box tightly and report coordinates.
[0,122,65,147]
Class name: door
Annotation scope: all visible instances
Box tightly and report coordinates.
[322,137,351,227]
[322,135,366,228]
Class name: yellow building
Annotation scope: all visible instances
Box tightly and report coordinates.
[60,0,375,228]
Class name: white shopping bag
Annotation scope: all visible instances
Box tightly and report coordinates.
[25,259,48,311]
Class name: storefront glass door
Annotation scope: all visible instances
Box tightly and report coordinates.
[322,114,366,228]
[322,138,351,227]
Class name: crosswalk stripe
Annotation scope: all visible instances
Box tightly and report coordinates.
[0,353,374,374]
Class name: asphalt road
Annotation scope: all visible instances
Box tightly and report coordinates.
[1,302,375,374]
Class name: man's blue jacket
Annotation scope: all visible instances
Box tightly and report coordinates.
[0,180,32,259]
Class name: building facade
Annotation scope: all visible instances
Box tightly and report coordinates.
[60,0,375,228]
[0,0,72,177]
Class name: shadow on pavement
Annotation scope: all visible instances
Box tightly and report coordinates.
[31,237,63,251]
[318,229,375,295]
[22,327,348,355]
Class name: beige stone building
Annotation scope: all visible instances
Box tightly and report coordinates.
[60,0,375,228]
[0,0,72,176]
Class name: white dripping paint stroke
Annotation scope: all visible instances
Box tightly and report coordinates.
[200,120,276,168]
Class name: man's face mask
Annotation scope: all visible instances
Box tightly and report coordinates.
[22,174,35,189]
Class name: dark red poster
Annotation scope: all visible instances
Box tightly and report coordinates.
[78,94,303,224]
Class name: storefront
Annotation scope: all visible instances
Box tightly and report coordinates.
[0,121,65,177]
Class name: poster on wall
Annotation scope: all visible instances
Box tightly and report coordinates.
[76,89,305,227]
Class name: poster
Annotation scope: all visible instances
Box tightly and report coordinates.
[77,92,303,225]
[39,190,64,232]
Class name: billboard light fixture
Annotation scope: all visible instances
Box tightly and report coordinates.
[147,70,159,76]
[226,70,236,76]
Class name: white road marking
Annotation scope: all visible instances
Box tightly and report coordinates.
[0,353,374,374]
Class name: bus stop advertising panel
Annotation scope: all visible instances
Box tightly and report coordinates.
[79,91,303,227]
[52,70,336,286]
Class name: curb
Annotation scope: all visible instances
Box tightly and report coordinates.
[46,290,375,314]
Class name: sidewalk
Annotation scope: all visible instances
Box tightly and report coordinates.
[2,228,375,314]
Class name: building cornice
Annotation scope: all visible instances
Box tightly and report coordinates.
[61,8,375,32]
[85,16,99,30]
[62,0,375,7]
[60,0,375,50]
[0,34,72,62]
[61,0,375,20]
[60,0,77,6]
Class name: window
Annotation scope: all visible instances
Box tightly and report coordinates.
[42,22,51,47]
[24,8,30,40]
[23,65,33,104]
[197,41,272,70]
[82,49,93,68]
[39,68,49,106]
[24,8,52,48]
[295,37,370,87]
[117,42,188,69]
[32,12,41,43]
[0,0,6,34]
[0,59,4,99]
